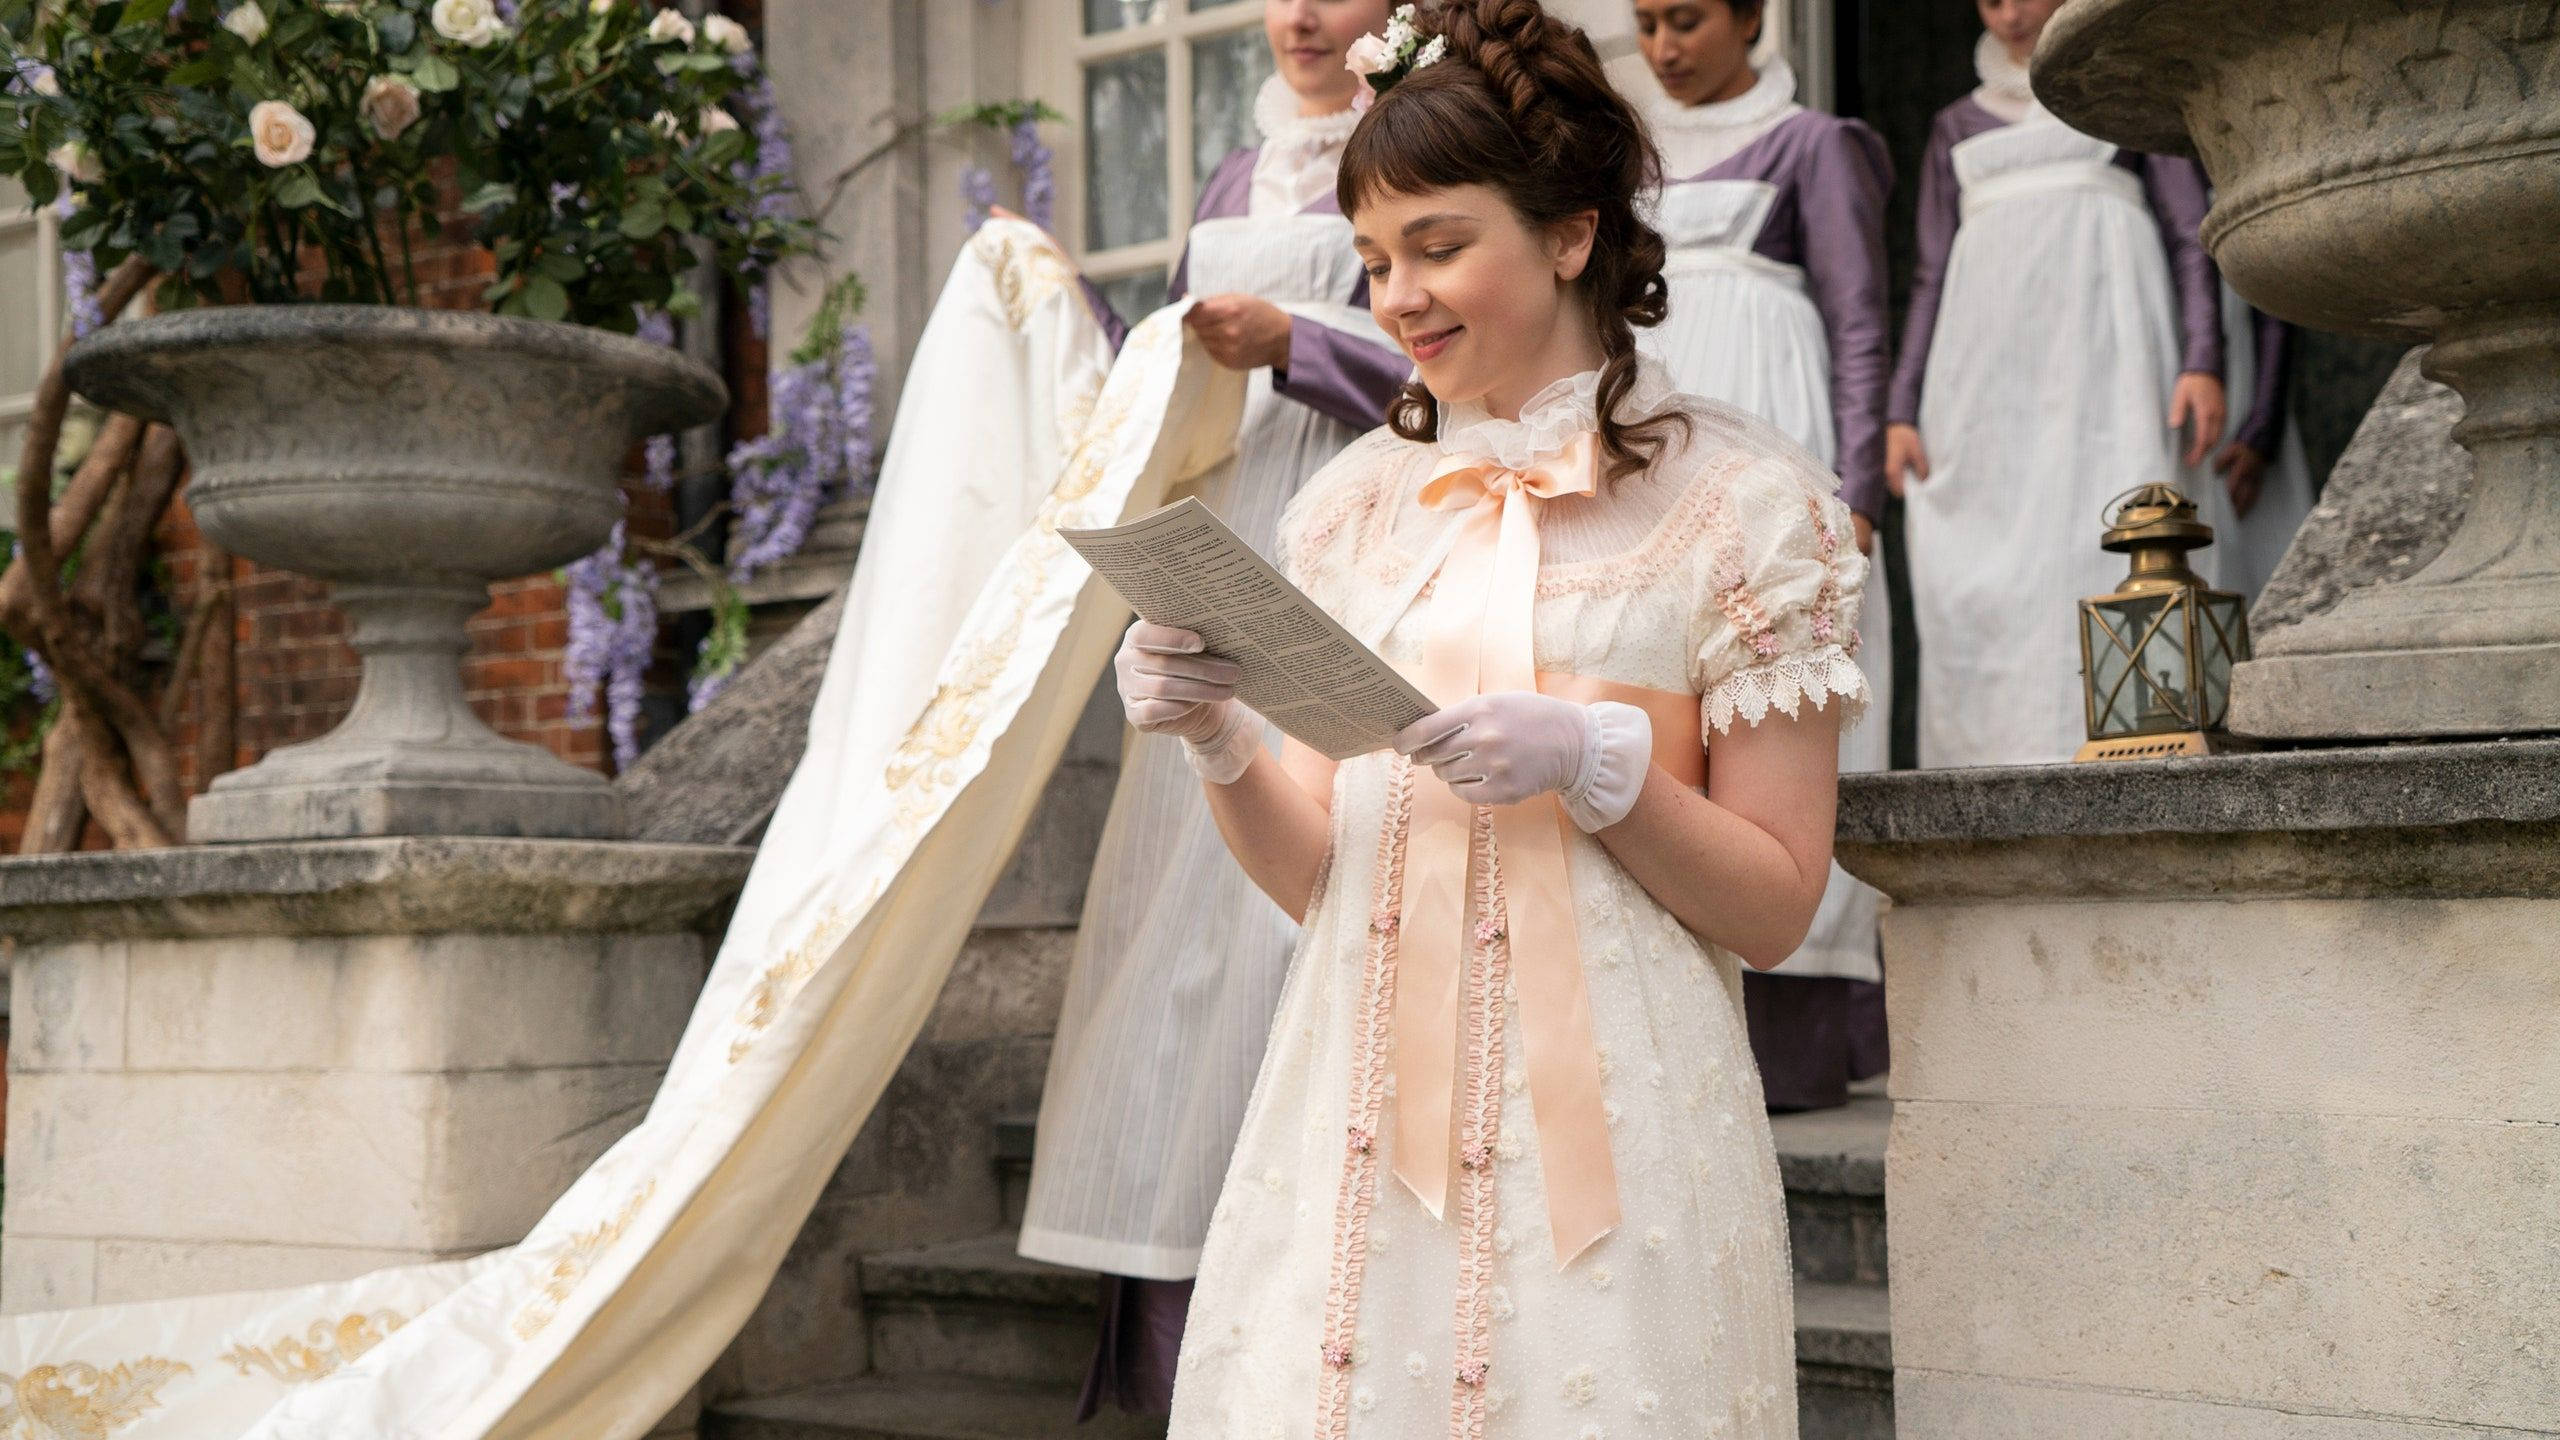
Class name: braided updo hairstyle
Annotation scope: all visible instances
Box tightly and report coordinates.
[1338,0,1678,478]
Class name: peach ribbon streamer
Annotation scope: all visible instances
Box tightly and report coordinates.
[1397,431,1623,1268]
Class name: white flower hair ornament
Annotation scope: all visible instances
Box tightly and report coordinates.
[1344,5,1448,112]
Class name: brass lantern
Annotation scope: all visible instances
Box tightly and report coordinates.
[2076,484,2252,762]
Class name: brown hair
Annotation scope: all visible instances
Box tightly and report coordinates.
[1338,0,1681,478]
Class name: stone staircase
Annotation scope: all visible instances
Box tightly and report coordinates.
[704,1088,1892,1439]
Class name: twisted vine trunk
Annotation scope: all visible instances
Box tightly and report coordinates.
[0,258,216,853]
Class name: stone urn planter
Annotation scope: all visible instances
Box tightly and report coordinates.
[2037,0,2560,740]
[64,306,725,842]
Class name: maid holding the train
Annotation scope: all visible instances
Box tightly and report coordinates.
[1017,0,1410,1420]
[1630,0,1894,1113]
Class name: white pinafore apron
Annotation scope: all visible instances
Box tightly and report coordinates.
[1907,114,2233,769]
[1642,179,1886,982]
[2216,282,2316,601]
[1022,212,1394,1280]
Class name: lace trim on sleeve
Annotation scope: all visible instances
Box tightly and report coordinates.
[1702,644,1869,737]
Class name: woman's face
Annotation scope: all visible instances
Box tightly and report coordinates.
[1976,0,2061,63]
[1634,0,1758,107]
[1267,0,1395,113]
[1352,183,1599,419]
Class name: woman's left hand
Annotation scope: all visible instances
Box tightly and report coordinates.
[1184,293,1293,371]
[2169,371,2228,467]
[1396,692,1653,832]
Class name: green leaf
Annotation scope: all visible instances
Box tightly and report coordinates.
[694,129,744,169]
[271,169,326,209]
[662,198,692,231]
[118,0,175,30]
[534,251,583,283]
[410,52,459,92]
[616,198,665,240]
[521,274,569,322]
[165,56,225,87]
[58,207,110,250]
[375,12,416,50]
[459,180,516,213]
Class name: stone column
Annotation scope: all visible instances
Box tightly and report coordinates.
[0,838,750,1309]
[1837,746,2560,1437]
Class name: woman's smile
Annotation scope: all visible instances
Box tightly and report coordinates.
[1405,324,1464,362]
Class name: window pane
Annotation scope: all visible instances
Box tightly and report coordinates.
[1084,0,1166,36]
[1085,50,1171,251]
[1097,269,1169,327]
[0,223,47,401]
[1192,25,1276,185]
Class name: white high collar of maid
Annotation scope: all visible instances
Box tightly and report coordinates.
[1254,73,1363,152]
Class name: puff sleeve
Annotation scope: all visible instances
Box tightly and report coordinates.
[1687,454,1872,737]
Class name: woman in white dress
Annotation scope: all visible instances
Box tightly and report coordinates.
[1116,4,1866,1434]
[1633,0,1894,1112]
[1017,0,1408,1419]
[1885,0,2232,768]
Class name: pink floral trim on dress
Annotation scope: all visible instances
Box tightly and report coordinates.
[1804,494,1848,652]
[1702,488,1783,661]
[1316,757,1417,1440]
[1447,807,1510,1440]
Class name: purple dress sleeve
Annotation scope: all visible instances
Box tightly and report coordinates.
[2235,308,2294,459]
[1887,106,1966,428]
[1272,307,1407,431]
[1077,277,1131,353]
[2131,153,2224,378]
[1791,117,1895,520]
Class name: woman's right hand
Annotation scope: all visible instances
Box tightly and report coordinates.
[1885,424,1930,497]
[1115,621,1241,742]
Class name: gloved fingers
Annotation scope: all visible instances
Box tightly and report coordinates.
[1127,621,1208,655]
[1126,669,1238,705]
[1395,699,1483,759]
[1126,698,1208,733]
[1127,650,1242,687]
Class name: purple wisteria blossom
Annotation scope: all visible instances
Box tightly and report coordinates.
[24,646,54,706]
[562,520,657,771]
[835,322,875,495]
[54,194,103,338]
[960,166,998,233]
[730,66,798,340]
[633,308,680,492]
[1011,118,1055,231]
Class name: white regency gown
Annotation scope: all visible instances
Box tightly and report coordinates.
[1641,99,1889,985]
[1169,360,1869,1439]
[1022,105,1399,1279]
[1906,110,2237,769]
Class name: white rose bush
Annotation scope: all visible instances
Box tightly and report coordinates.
[0,0,812,327]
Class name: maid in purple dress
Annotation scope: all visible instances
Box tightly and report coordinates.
[1630,0,1893,1113]
[1020,0,1412,1419]
[1885,0,2234,768]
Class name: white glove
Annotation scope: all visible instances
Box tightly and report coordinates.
[1394,692,1652,832]
[1114,621,1262,783]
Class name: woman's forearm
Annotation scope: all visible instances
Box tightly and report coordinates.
[1201,746,1335,922]
[1593,766,1835,971]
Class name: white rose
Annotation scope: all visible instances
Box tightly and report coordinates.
[1382,15,1417,52]
[701,14,750,54]
[646,8,695,43]
[360,74,423,141]
[26,64,60,97]
[48,140,102,184]
[249,99,316,167]
[222,1,269,43]
[1344,33,1393,77]
[431,0,505,46]
[650,108,685,139]
[697,105,739,134]
[589,0,619,12]
[321,0,365,15]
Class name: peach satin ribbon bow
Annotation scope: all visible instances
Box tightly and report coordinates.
[1397,431,1621,1268]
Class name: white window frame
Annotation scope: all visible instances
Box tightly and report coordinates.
[0,184,64,468]
[1027,0,1268,297]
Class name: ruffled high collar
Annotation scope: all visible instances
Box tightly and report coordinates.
[1253,74,1361,152]
[1972,32,2036,123]
[1646,59,1803,179]
[1648,56,1798,136]
[1436,356,1680,472]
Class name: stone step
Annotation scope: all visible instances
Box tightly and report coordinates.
[702,1375,1163,1440]
[856,1231,1891,1436]
[992,1086,1889,1288]
[1769,1089,1890,1286]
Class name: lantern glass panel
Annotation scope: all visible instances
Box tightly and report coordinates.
[2133,592,2197,729]
[2078,589,2181,732]
[2198,591,2249,725]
